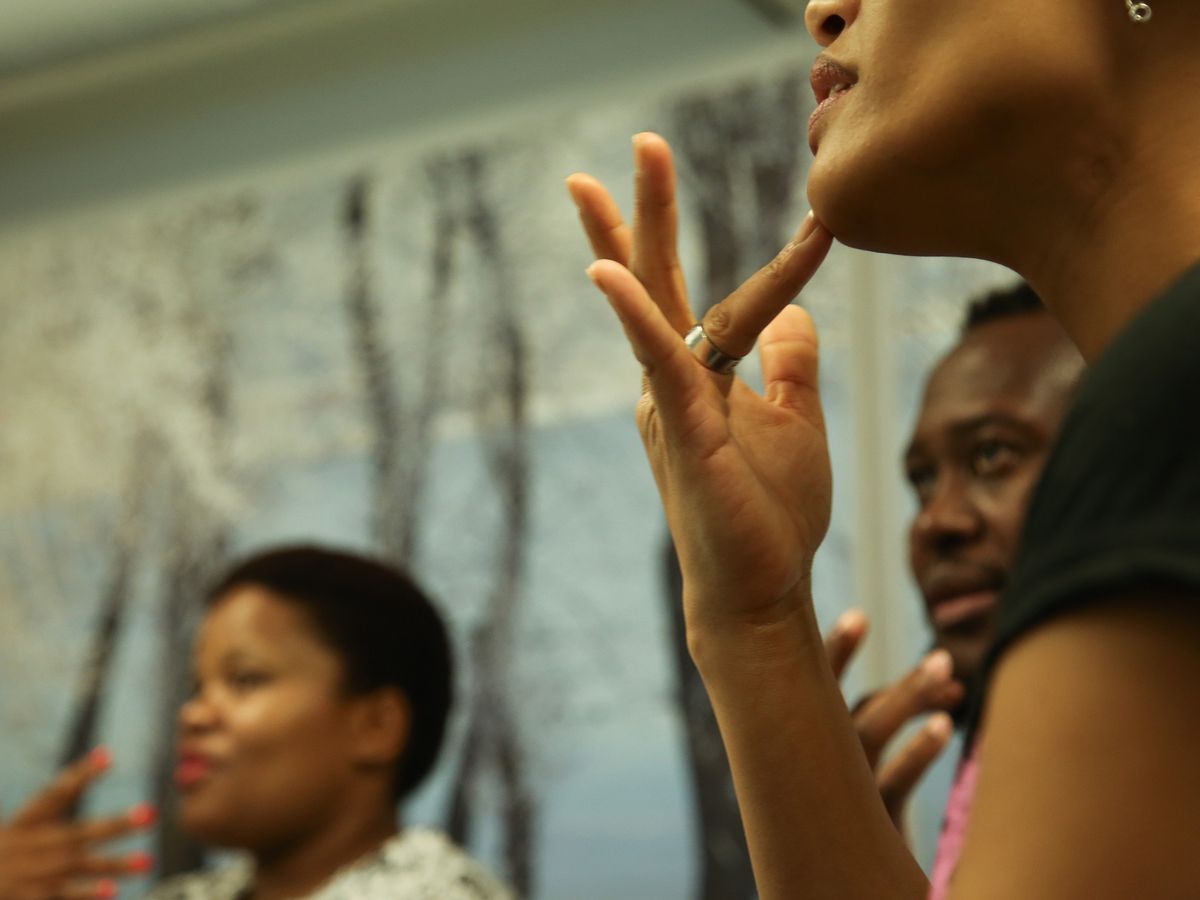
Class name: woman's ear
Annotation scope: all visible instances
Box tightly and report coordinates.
[349,687,411,769]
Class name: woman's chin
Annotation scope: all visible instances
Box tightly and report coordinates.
[178,799,242,848]
[808,170,977,260]
[808,164,904,253]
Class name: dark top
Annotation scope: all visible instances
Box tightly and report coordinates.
[967,258,1200,740]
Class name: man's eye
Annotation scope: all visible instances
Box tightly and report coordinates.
[972,440,1019,475]
[906,465,936,500]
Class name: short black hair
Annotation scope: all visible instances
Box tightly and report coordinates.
[208,545,453,801]
[961,281,1045,335]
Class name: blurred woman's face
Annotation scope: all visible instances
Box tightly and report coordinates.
[176,586,370,850]
[803,0,1116,257]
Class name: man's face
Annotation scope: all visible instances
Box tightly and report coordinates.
[905,312,1081,690]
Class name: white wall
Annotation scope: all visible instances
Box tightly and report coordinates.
[0,0,809,230]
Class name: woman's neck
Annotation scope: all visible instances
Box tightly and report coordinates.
[248,807,399,900]
[1008,28,1200,362]
[1023,181,1200,362]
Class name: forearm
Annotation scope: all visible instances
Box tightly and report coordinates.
[688,583,928,900]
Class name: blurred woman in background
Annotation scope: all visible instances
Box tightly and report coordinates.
[147,545,512,900]
[0,545,512,900]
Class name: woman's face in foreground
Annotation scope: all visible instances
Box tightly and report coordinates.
[175,586,368,850]
[802,0,1114,257]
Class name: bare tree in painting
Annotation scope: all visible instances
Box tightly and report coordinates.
[344,168,457,567]
[57,436,152,777]
[442,149,536,898]
[342,151,537,895]
[665,68,809,900]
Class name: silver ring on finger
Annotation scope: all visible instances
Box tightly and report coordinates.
[684,324,742,375]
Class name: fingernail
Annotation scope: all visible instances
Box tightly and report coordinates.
[921,649,953,684]
[95,879,119,899]
[127,851,154,874]
[88,746,112,772]
[798,210,819,240]
[834,609,865,635]
[127,803,157,827]
[585,262,603,287]
[926,712,954,741]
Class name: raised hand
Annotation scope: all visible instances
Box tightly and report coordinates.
[0,749,156,900]
[824,611,963,831]
[568,133,835,631]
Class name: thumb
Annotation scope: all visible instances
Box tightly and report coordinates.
[760,304,823,422]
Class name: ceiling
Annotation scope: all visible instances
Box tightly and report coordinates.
[0,0,802,78]
[0,0,369,76]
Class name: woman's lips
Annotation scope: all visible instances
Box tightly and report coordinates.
[174,754,214,789]
[807,85,853,152]
[931,590,998,629]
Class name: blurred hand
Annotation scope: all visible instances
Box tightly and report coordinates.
[0,749,156,900]
[824,610,964,830]
[568,133,835,632]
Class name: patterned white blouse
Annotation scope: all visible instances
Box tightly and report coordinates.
[143,828,516,900]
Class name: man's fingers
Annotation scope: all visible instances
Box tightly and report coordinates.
[854,650,957,768]
[11,749,111,826]
[931,678,967,711]
[824,609,868,680]
[630,133,693,334]
[566,173,632,266]
[876,713,954,826]
[699,214,833,360]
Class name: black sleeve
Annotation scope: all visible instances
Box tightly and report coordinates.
[968,260,1200,738]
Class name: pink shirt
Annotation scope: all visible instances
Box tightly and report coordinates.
[928,752,980,900]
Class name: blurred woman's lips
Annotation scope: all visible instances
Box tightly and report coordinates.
[930,590,998,628]
[174,752,215,789]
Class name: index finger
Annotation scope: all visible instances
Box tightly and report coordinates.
[11,748,111,826]
[566,173,632,267]
[698,213,833,360]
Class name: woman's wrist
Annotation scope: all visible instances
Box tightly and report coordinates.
[685,578,825,681]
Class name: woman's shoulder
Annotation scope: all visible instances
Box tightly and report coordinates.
[314,827,516,900]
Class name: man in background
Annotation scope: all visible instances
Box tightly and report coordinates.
[826,282,1085,828]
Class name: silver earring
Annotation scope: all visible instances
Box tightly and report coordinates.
[1126,0,1152,23]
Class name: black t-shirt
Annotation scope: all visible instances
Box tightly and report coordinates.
[967,258,1200,740]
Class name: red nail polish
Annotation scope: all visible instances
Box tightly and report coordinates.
[88,746,112,772]
[94,879,118,899]
[127,803,157,827]
[127,851,154,874]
